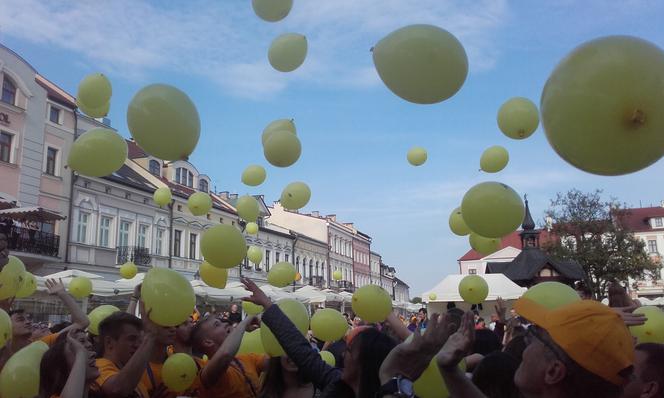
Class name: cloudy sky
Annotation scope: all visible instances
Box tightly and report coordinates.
[1,0,663,296]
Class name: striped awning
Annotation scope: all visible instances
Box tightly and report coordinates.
[0,193,18,210]
[0,206,65,221]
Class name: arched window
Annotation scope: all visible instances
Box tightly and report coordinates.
[149,159,160,176]
[198,179,209,192]
[1,77,16,105]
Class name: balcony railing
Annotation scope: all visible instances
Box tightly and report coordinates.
[3,226,59,257]
[116,246,151,266]
[309,275,325,288]
[337,280,354,292]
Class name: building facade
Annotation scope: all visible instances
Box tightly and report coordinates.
[351,230,372,288]
[370,251,382,287]
[292,231,328,288]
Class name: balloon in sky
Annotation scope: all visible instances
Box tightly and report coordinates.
[238,329,265,355]
[245,222,259,235]
[461,182,525,238]
[468,233,501,256]
[263,130,302,167]
[251,0,293,22]
[127,84,200,161]
[0,309,11,349]
[236,195,260,222]
[201,225,247,268]
[320,351,336,367]
[200,261,228,288]
[77,73,112,109]
[69,276,92,299]
[458,275,489,304]
[142,268,195,327]
[630,306,664,344]
[267,262,297,288]
[407,147,427,166]
[153,187,172,206]
[0,341,49,398]
[262,119,296,146]
[373,24,468,104]
[242,301,264,315]
[480,146,509,173]
[280,182,311,210]
[522,282,581,310]
[88,305,121,335]
[120,262,138,279]
[188,192,212,216]
[332,270,343,281]
[448,207,471,236]
[68,128,127,177]
[541,36,664,175]
[78,100,110,119]
[162,353,197,393]
[429,293,437,301]
[247,246,263,264]
[15,272,37,298]
[311,308,349,342]
[242,165,267,186]
[352,285,393,323]
[497,97,539,140]
[268,33,308,72]
[261,299,309,356]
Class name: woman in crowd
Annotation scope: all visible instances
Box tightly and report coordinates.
[259,356,315,398]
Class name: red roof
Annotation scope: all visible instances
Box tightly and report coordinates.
[126,140,148,159]
[458,229,555,261]
[617,206,664,233]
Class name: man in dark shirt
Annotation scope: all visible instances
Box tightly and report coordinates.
[227,303,242,324]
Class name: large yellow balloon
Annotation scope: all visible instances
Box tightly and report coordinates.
[310,308,348,342]
[468,233,501,256]
[238,329,265,355]
[332,270,342,281]
[262,119,296,146]
[242,301,264,315]
[162,353,197,393]
[0,256,24,300]
[247,246,263,264]
[407,147,427,166]
[68,128,128,177]
[188,192,212,216]
[373,24,468,104]
[200,261,228,288]
[15,272,37,298]
[141,268,196,327]
[153,187,172,206]
[201,225,247,269]
[414,357,464,398]
[236,195,260,222]
[127,84,200,161]
[461,182,525,238]
[630,306,664,344]
[69,276,93,299]
[241,165,267,187]
[352,285,393,323]
[268,262,296,288]
[78,100,110,119]
[497,97,539,140]
[458,275,489,304]
[0,341,49,398]
[320,351,336,367]
[480,146,509,173]
[120,262,138,279]
[264,130,302,167]
[541,36,664,176]
[88,305,121,335]
[448,207,471,236]
[280,182,311,210]
[268,33,308,73]
[261,299,309,356]
[0,309,11,349]
[245,222,259,235]
[251,0,293,22]
[77,73,112,109]
[522,281,580,310]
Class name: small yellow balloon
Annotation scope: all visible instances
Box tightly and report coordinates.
[414,357,464,398]
[429,293,437,301]
[245,222,259,235]
[77,100,110,119]
[310,309,349,342]
[241,165,267,187]
[0,341,49,398]
[264,130,302,167]
[127,84,200,161]
[68,128,128,177]
[0,256,24,300]
[141,268,196,327]
[332,270,343,281]
[238,329,265,355]
[630,306,664,344]
[352,285,393,323]
[15,272,37,298]
[407,147,427,166]
[236,195,260,222]
[153,187,172,206]
[0,309,11,349]
[461,182,525,239]
[320,351,336,367]
[522,282,580,310]
[201,225,247,269]
[88,305,120,335]
[280,182,311,210]
[480,146,509,173]
[188,192,212,216]
[448,207,471,236]
[268,33,308,73]
[242,301,264,315]
[120,262,138,279]
[251,0,293,22]
[268,262,297,288]
[497,97,539,140]
[200,261,228,289]
[69,276,93,299]
[468,233,501,256]
[247,246,263,264]
[295,272,302,282]
[77,73,112,109]
[262,119,296,146]
[458,275,489,304]
[261,299,309,356]
[162,353,197,393]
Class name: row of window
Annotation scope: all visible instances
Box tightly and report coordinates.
[332,236,352,257]
[354,250,369,265]
[0,130,60,176]
[1,77,16,105]
[652,218,663,228]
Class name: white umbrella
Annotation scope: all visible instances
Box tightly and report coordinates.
[294,286,326,304]
[43,269,104,280]
[321,288,345,303]
[191,280,251,302]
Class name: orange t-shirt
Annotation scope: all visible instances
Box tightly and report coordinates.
[199,354,266,398]
[94,358,149,398]
[140,357,204,398]
[39,332,59,346]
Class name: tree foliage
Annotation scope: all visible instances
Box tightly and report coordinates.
[543,189,660,299]
[410,296,422,304]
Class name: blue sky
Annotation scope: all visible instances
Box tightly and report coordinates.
[2,0,664,296]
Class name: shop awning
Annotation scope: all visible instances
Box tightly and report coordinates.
[0,206,66,221]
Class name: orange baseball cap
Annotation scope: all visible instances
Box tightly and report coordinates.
[514,297,634,385]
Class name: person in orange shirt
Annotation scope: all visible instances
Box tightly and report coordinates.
[191,314,266,398]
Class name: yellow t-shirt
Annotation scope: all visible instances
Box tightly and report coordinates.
[140,357,204,398]
[94,358,149,398]
[199,354,266,398]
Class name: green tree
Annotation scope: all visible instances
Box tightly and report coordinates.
[410,297,422,304]
[543,189,660,300]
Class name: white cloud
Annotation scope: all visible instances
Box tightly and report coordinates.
[0,0,509,98]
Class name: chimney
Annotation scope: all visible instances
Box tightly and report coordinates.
[311,211,319,217]
[326,214,336,221]
[661,200,664,208]
[219,191,229,199]
[230,193,238,200]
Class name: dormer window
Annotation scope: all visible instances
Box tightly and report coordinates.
[175,167,193,187]
[198,179,209,193]
[149,159,161,176]
[654,217,663,228]
[1,77,16,105]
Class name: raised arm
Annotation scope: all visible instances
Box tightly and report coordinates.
[385,311,412,341]
[46,278,89,330]
[126,284,141,315]
[201,315,256,387]
[59,330,90,398]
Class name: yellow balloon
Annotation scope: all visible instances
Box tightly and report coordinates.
[15,272,37,298]
[153,187,172,206]
[264,130,302,167]
[77,73,112,109]
[68,128,128,177]
[127,84,200,161]
[200,261,228,289]
[268,33,308,73]
[373,24,468,104]
[0,341,49,398]
[162,353,197,393]
[69,276,93,299]
[414,357,464,398]
[332,270,342,281]
[320,351,336,367]
[0,256,24,300]
[120,262,138,279]
[242,301,264,315]
[522,282,580,310]
[141,268,196,327]
[88,305,120,335]
[236,195,260,222]
[480,146,509,173]
[251,0,292,22]
[630,306,664,344]
[268,262,296,288]
[310,308,348,342]
[468,233,501,256]
[458,275,489,304]
[407,147,427,166]
[262,119,296,146]
[448,207,471,236]
[188,192,212,216]
[261,299,309,356]
[241,165,267,186]
[201,225,248,269]
[0,309,11,349]
[245,222,259,235]
[429,293,437,301]
[247,246,263,264]
[461,182,525,239]
[280,182,311,210]
[238,329,265,355]
[352,285,393,323]
[497,97,539,140]
[77,100,110,119]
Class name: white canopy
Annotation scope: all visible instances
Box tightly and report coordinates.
[294,285,326,304]
[190,280,250,302]
[422,273,526,303]
[44,270,105,280]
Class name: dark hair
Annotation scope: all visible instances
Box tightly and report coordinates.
[635,343,664,397]
[259,357,312,398]
[190,315,232,355]
[446,307,465,333]
[98,312,142,356]
[418,308,427,315]
[39,333,70,398]
[8,309,25,317]
[352,328,397,398]
[472,352,520,398]
[473,329,502,356]
[502,334,526,363]
[50,321,72,334]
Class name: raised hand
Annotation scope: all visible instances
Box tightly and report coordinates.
[612,304,647,327]
[494,297,506,322]
[45,278,66,295]
[241,277,272,309]
[437,311,475,370]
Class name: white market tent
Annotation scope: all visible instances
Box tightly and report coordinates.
[293,285,326,305]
